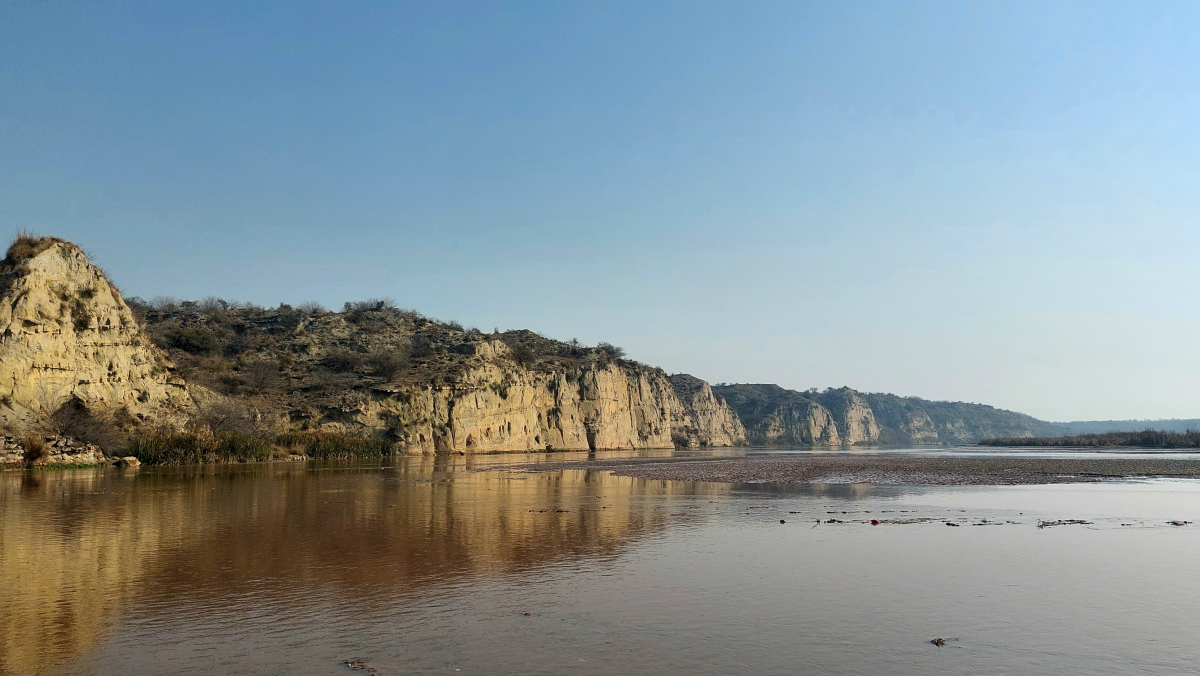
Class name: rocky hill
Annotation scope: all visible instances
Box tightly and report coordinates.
[0,236,193,444]
[715,384,1062,446]
[126,297,745,453]
[2,234,1082,462]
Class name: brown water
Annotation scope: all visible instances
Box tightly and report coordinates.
[3,453,1200,675]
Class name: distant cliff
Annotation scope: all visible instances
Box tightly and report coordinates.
[715,384,1062,446]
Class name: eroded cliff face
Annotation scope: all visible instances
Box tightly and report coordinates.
[303,342,744,453]
[0,240,192,433]
[714,384,843,446]
[716,384,1062,447]
[814,387,881,445]
[667,374,747,448]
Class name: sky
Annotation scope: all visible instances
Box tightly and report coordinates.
[2,1,1199,421]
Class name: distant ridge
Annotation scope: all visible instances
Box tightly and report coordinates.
[713,384,1063,446]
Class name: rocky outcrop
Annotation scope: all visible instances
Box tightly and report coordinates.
[0,434,106,466]
[667,374,747,448]
[813,387,880,445]
[0,238,192,434]
[714,384,842,446]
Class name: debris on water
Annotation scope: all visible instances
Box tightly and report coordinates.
[930,638,946,647]
[1037,519,1093,529]
[779,519,786,524]
[523,612,532,616]
[825,518,843,524]
[945,522,960,527]
[1168,520,1191,527]
[343,658,377,674]
[870,519,881,525]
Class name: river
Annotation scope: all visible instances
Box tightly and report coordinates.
[3,450,1199,675]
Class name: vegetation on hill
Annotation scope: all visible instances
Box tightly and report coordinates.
[982,430,1200,448]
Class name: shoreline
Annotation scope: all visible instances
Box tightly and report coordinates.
[485,453,1200,486]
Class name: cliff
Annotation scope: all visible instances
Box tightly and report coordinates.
[131,299,745,453]
[716,384,1062,446]
[714,384,842,445]
[0,237,192,438]
[0,234,1074,460]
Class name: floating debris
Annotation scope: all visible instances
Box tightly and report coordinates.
[870,519,881,525]
[945,522,960,527]
[930,638,946,647]
[343,658,377,674]
[1037,519,1093,529]
[779,519,786,524]
[1168,520,1191,527]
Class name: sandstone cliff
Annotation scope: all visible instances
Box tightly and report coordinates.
[862,392,1063,444]
[0,238,192,437]
[716,383,1064,446]
[132,299,745,453]
[0,234,1070,460]
[714,384,841,446]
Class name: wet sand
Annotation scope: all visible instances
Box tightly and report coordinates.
[493,454,1200,485]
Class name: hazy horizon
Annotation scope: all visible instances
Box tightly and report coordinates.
[4,1,1199,421]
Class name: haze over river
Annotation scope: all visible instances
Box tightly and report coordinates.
[3,450,1200,675]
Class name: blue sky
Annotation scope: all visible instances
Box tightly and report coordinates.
[3,1,1199,420]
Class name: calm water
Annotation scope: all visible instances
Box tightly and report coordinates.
[3,451,1200,675]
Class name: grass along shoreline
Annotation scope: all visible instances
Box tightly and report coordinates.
[981,430,1200,449]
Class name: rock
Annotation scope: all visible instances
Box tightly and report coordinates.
[0,433,106,466]
[714,384,842,445]
[0,237,193,433]
[118,456,140,468]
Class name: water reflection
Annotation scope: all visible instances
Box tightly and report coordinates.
[0,459,727,673]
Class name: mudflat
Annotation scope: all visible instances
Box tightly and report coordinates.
[495,453,1200,485]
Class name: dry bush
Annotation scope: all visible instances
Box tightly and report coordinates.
[242,360,283,393]
[20,432,46,463]
[49,399,126,454]
[5,231,63,265]
[189,400,259,436]
[323,348,364,372]
[366,345,409,381]
[509,343,535,367]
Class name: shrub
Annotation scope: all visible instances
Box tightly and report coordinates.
[148,296,182,313]
[166,327,220,355]
[196,296,229,314]
[323,348,364,372]
[124,431,272,464]
[366,347,408,381]
[5,231,62,265]
[509,343,535,367]
[21,432,46,463]
[242,360,283,393]
[596,342,626,360]
[274,431,392,459]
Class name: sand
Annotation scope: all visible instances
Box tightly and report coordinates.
[491,453,1200,485]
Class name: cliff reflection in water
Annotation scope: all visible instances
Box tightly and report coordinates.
[0,457,727,674]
